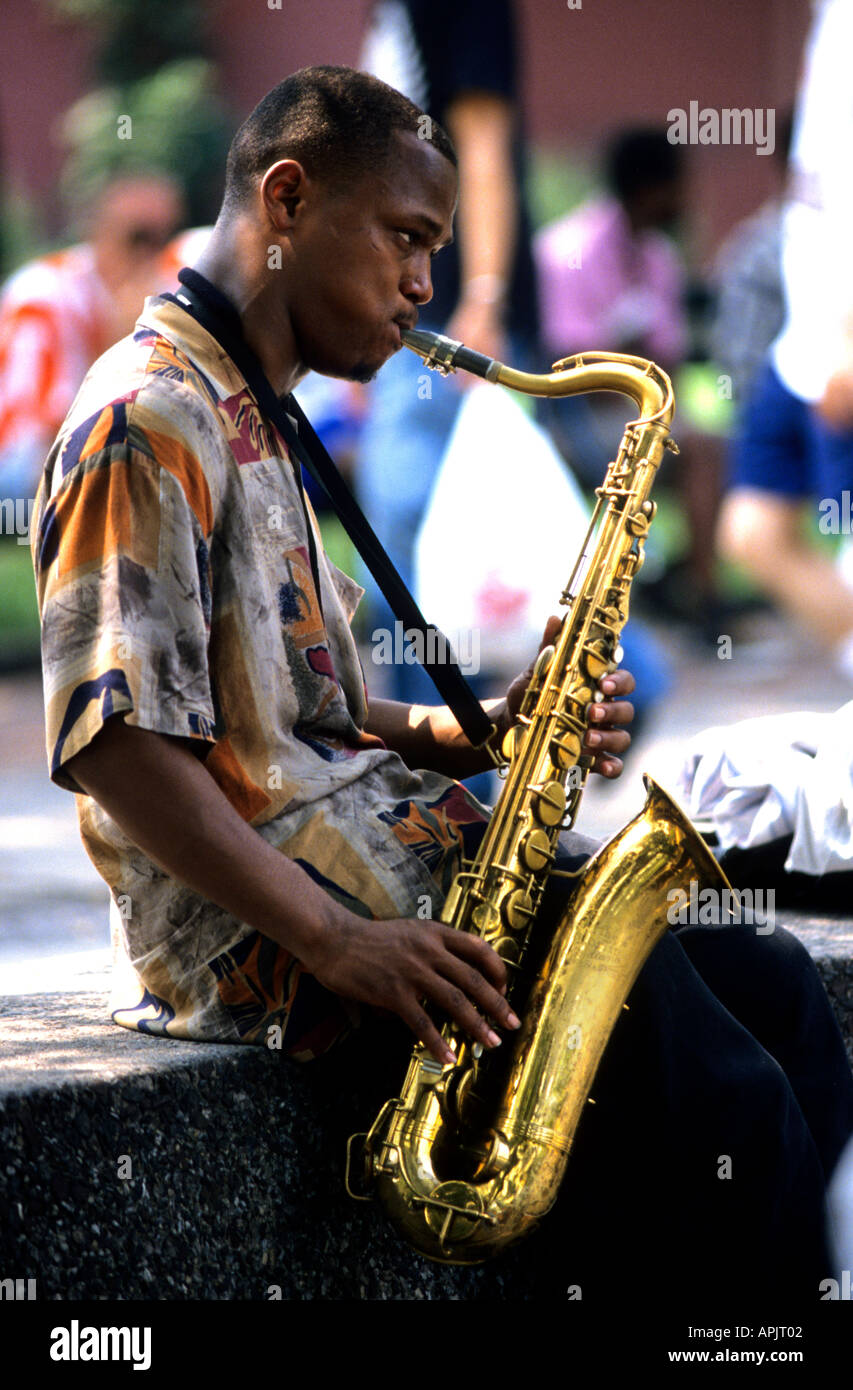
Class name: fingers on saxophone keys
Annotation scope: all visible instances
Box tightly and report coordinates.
[436,980,516,1053]
[601,669,636,696]
[593,755,623,778]
[585,725,631,752]
[587,699,634,726]
[438,958,520,1044]
[410,1008,456,1067]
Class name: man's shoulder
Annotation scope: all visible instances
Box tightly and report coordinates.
[76,306,223,422]
[47,320,228,496]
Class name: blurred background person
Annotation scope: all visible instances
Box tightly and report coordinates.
[708,111,794,415]
[535,127,687,480]
[0,171,185,502]
[356,0,539,712]
[533,127,681,699]
[717,0,853,680]
[535,127,731,646]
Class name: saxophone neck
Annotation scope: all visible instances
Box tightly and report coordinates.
[400,329,674,431]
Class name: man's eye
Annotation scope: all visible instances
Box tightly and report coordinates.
[397,230,415,247]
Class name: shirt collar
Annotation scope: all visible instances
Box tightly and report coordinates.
[134,293,251,402]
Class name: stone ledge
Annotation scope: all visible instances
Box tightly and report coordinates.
[0,991,537,1300]
[1,915,851,1300]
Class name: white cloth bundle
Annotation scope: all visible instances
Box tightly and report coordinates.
[677,701,853,875]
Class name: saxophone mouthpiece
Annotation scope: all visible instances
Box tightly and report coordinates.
[401,328,501,382]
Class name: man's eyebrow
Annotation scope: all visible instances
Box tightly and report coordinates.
[409,212,454,248]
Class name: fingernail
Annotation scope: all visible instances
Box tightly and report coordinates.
[507,1011,521,1028]
[486,1029,502,1047]
[587,730,601,746]
[602,678,615,693]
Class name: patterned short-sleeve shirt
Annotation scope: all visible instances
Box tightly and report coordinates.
[31,294,489,1057]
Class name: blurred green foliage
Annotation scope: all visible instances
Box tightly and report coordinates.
[43,0,233,226]
[0,192,51,280]
[59,58,232,227]
[526,147,596,232]
[47,0,214,84]
[0,540,40,667]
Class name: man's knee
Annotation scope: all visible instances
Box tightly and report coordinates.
[678,919,815,988]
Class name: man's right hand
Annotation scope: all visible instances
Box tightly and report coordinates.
[307,913,519,1065]
[65,714,519,1066]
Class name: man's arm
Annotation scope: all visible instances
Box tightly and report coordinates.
[64,715,517,1065]
[443,92,517,363]
[365,617,636,780]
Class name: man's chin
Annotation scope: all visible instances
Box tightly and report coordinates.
[306,346,391,384]
[349,361,380,384]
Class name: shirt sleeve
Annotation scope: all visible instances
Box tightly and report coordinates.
[443,0,515,100]
[535,231,591,357]
[32,391,218,793]
[644,240,689,367]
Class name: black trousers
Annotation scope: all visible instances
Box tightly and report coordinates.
[523,919,853,1305]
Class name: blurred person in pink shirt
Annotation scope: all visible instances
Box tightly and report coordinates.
[534,128,686,483]
[0,172,185,502]
[536,129,732,637]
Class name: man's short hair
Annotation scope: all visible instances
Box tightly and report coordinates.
[223,65,456,210]
[606,128,682,203]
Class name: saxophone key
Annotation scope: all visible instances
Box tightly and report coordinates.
[502,888,534,930]
[471,901,502,938]
[533,779,566,826]
[494,934,521,965]
[520,827,553,873]
[531,644,555,681]
[582,647,610,682]
[501,724,524,763]
[550,728,582,770]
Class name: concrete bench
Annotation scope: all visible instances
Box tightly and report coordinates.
[1,914,851,1301]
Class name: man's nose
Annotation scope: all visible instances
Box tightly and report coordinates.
[402,254,434,305]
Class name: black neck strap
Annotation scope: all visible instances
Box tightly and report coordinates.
[167,267,494,749]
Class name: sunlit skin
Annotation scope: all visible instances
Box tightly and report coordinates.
[65,127,635,1064]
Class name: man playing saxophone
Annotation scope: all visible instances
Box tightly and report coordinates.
[31,67,853,1304]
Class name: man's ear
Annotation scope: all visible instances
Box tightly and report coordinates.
[260,159,308,231]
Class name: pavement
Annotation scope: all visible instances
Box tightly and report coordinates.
[1,609,852,998]
[0,672,111,995]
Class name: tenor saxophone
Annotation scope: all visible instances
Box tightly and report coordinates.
[346,329,734,1262]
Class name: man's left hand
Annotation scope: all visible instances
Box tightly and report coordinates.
[501,615,635,779]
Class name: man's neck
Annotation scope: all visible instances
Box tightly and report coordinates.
[193,222,303,395]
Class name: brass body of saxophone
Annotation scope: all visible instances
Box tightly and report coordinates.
[346,330,734,1263]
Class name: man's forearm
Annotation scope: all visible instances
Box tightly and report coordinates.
[64,712,518,1063]
[64,715,340,965]
[446,93,517,296]
[365,696,504,780]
